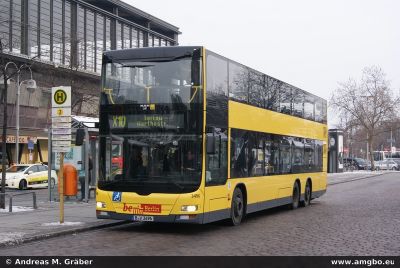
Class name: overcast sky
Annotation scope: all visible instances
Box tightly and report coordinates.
[126,0,400,126]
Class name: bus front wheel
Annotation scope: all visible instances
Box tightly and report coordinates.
[229,187,245,226]
[289,182,300,210]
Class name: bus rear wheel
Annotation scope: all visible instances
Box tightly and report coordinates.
[301,180,311,207]
[229,187,244,226]
[289,182,300,210]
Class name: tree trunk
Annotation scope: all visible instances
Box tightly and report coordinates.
[368,134,375,171]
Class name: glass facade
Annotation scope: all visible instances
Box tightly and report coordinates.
[0,0,177,73]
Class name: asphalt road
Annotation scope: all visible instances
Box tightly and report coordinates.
[1,173,399,256]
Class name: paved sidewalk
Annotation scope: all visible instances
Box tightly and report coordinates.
[0,199,125,248]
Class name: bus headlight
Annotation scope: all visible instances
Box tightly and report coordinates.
[181,205,198,212]
[96,202,106,209]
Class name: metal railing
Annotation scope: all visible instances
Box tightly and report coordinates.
[0,192,37,212]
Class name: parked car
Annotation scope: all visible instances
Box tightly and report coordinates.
[374,159,399,171]
[386,158,400,168]
[343,157,369,170]
[5,164,58,190]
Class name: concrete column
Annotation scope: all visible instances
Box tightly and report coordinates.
[110,7,118,50]
[21,0,29,55]
[143,21,150,47]
[70,1,78,68]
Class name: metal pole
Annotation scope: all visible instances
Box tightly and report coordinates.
[390,128,393,158]
[59,152,64,223]
[15,72,20,164]
[366,133,369,162]
[48,127,52,202]
[84,128,89,202]
[1,76,9,209]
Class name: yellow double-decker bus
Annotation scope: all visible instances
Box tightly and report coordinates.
[96,46,327,225]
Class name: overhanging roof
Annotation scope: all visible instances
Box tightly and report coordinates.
[80,0,181,37]
[72,116,99,128]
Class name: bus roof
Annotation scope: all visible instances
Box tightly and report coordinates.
[103,46,202,63]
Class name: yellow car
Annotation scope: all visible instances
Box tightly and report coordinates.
[5,164,58,190]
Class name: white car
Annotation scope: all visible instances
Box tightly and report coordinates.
[5,164,58,190]
[375,160,399,171]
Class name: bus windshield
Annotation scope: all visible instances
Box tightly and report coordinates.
[98,133,202,194]
[98,49,204,194]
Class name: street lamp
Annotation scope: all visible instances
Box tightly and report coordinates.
[15,72,36,164]
[0,62,36,164]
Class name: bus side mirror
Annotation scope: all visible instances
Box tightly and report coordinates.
[75,128,85,146]
[206,135,216,154]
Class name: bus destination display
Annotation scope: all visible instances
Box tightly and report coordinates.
[109,114,184,130]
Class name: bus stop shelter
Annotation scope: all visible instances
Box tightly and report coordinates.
[48,116,98,202]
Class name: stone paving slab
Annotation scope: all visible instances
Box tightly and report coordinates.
[0,171,396,249]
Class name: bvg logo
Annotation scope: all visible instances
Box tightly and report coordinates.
[54,89,67,105]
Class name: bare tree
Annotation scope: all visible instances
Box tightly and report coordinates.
[330,66,399,169]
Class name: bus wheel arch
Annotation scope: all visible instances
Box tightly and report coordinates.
[229,184,247,226]
[301,178,312,207]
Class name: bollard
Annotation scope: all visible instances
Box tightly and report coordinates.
[2,192,38,212]
[33,192,37,209]
[9,196,12,212]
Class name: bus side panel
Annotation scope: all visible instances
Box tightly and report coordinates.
[202,171,327,223]
[203,185,230,223]
[229,101,326,140]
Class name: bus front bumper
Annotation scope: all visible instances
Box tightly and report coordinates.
[96,210,204,224]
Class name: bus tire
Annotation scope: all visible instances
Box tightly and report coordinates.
[289,182,300,210]
[19,179,27,190]
[229,187,245,226]
[300,180,311,207]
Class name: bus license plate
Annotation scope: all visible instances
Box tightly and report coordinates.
[133,215,154,222]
